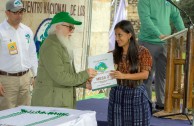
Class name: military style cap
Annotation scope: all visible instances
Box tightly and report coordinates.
[50,12,82,25]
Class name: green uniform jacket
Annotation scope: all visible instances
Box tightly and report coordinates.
[31,34,89,109]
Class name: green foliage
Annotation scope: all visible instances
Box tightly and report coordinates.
[177,0,194,27]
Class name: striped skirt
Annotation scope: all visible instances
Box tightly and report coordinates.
[108,84,152,126]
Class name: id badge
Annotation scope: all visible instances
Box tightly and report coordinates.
[7,42,18,55]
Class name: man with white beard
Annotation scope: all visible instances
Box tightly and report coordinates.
[31,12,97,109]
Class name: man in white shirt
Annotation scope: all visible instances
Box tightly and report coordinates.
[0,0,38,110]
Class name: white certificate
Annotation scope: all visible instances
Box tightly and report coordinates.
[88,53,117,91]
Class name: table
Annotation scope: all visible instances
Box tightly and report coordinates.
[0,106,97,126]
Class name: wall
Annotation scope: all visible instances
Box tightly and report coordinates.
[127,0,140,35]
[90,0,110,56]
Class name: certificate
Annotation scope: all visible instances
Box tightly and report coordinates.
[88,53,117,91]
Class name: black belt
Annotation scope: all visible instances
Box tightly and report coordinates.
[0,69,29,76]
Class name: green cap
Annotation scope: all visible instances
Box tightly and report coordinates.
[50,12,82,25]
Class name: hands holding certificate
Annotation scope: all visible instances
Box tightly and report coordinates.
[86,78,93,90]
[110,70,124,79]
[86,68,97,90]
[87,53,117,90]
[86,68,97,78]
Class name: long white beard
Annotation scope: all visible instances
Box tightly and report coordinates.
[56,34,74,60]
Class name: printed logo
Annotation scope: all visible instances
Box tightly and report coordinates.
[14,0,22,7]
[95,62,108,72]
[34,18,51,57]
[25,34,30,44]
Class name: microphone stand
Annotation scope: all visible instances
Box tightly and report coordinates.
[157,0,193,125]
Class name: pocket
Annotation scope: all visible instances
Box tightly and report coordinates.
[52,87,73,108]
[63,59,73,72]
[0,96,10,110]
[31,81,53,106]
[1,41,9,55]
[63,58,72,65]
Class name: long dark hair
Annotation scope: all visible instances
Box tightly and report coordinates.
[113,20,139,74]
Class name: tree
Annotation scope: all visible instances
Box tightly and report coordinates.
[177,0,194,27]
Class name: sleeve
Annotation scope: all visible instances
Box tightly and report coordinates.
[139,47,152,71]
[170,6,185,31]
[138,0,162,37]
[0,31,2,49]
[29,29,38,76]
[41,45,89,86]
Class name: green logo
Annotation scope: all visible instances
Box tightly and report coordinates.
[95,62,108,72]
[34,18,52,58]
[14,0,22,6]
[25,34,30,43]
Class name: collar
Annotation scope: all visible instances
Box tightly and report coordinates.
[3,19,24,30]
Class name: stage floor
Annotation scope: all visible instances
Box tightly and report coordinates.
[76,98,192,126]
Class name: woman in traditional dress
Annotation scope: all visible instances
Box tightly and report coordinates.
[108,20,152,126]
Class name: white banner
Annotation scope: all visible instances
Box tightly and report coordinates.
[109,0,127,51]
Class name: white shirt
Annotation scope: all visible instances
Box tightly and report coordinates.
[0,20,38,76]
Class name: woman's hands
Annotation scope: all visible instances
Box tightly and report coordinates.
[30,77,36,88]
[110,70,149,80]
[110,70,125,79]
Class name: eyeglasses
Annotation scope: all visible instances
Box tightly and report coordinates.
[61,24,75,31]
[9,10,24,15]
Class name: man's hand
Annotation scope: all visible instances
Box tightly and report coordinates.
[159,35,167,39]
[30,77,36,88]
[86,81,92,90]
[0,83,5,96]
[85,77,93,90]
[87,68,97,78]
